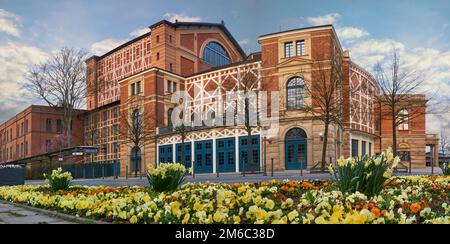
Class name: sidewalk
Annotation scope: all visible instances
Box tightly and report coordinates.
[0,201,75,224]
[25,167,444,187]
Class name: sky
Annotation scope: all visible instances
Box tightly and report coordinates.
[0,0,449,138]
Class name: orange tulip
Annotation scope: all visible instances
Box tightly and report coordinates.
[371,207,381,218]
[410,203,422,214]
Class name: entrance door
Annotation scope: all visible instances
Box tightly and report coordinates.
[239,136,260,172]
[285,128,308,170]
[158,145,173,164]
[176,143,192,169]
[216,138,236,173]
[194,140,213,174]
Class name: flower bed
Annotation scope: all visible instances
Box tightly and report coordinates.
[0,175,448,224]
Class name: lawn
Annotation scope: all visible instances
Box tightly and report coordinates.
[0,175,448,224]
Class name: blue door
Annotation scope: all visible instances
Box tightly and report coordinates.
[216,138,236,173]
[285,128,308,170]
[159,145,173,164]
[194,140,213,174]
[176,143,192,169]
[239,136,260,172]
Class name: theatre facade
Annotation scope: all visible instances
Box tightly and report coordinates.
[83,19,437,176]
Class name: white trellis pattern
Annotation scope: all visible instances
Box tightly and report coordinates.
[96,35,152,107]
[350,63,377,134]
[185,61,262,121]
[158,127,260,145]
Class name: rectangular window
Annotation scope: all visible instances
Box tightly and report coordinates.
[131,83,136,96]
[16,125,19,137]
[351,139,359,158]
[21,122,24,136]
[362,141,367,156]
[136,81,141,94]
[46,140,51,152]
[173,82,177,93]
[167,80,172,93]
[56,119,63,134]
[296,40,305,56]
[46,119,52,133]
[369,143,372,156]
[284,42,293,58]
[25,120,28,133]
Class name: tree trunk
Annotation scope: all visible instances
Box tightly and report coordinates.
[134,149,139,178]
[321,121,330,172]
[392,112,397,156]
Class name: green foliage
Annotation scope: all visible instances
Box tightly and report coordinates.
[329,148,400,197]
[44,168,73,191]
[442,162,450,176]
[147,163,190,193]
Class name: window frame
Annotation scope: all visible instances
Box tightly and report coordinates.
[286,77,305,110]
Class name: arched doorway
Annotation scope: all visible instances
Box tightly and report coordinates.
[285,128,308,170]
[130,147,142,174]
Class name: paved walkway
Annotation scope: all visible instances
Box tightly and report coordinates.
[25,168,444,187]
[0,201,75,224]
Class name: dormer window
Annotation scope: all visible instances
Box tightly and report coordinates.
[284,42,293,58]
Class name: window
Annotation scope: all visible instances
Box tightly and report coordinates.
[16,125,19,137]
[46,140,51,152]
[398,109,409,130]
[167,109,173,129]
[362,141,367,156]
[296,40,305,56]
[46,119,52,132]
[112,107,119,118]
[202,41,231,67]
[56,119,63,134]
[156,52,160,60]
[156,35,160,43]
[351,139,359,158]
[369,143,372,156]
[169,63,173,71]
[284,42,293,58]
[131,83,136,96]
[132,110,140,132]
[167,80,172,93]
[21,122,24,136]
[169,35,172,43]
[136,81,141,94]
[173,82,177,93]
[286,77,305,110]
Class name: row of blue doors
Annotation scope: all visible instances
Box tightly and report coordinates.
[157,136,261,174]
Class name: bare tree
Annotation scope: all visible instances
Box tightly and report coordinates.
[440,132,449,155]
[120,96,156,177]
[235,64,260,174]
[300,49,344,172]
[374,50,428,155]
[25,47,87,147]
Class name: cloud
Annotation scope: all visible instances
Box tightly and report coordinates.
[90,38,128,56]
[0,42,48,122]
[163,13,202,23]
[336,27,370,41]
[239,39,251,45]
[0,9,21,37]
[306,13,340,26]
[129,27,150,38]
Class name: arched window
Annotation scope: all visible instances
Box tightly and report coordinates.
[398,109,409,131]
[286,77,305,110]
[167,109,173,129]
[203,41,231,67]
[285,128,308,141]
[132,109,141,132]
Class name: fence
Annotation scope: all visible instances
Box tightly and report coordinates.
[25,162,121,180]
[0,168,25,186]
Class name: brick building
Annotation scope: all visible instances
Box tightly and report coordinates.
[0,105,85,164]
[81,20,438,176]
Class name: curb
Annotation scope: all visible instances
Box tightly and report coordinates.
[0,200,110,224]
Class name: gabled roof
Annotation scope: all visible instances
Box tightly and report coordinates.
[150,20,246,58]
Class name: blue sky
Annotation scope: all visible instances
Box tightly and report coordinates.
[0,0,449,136]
